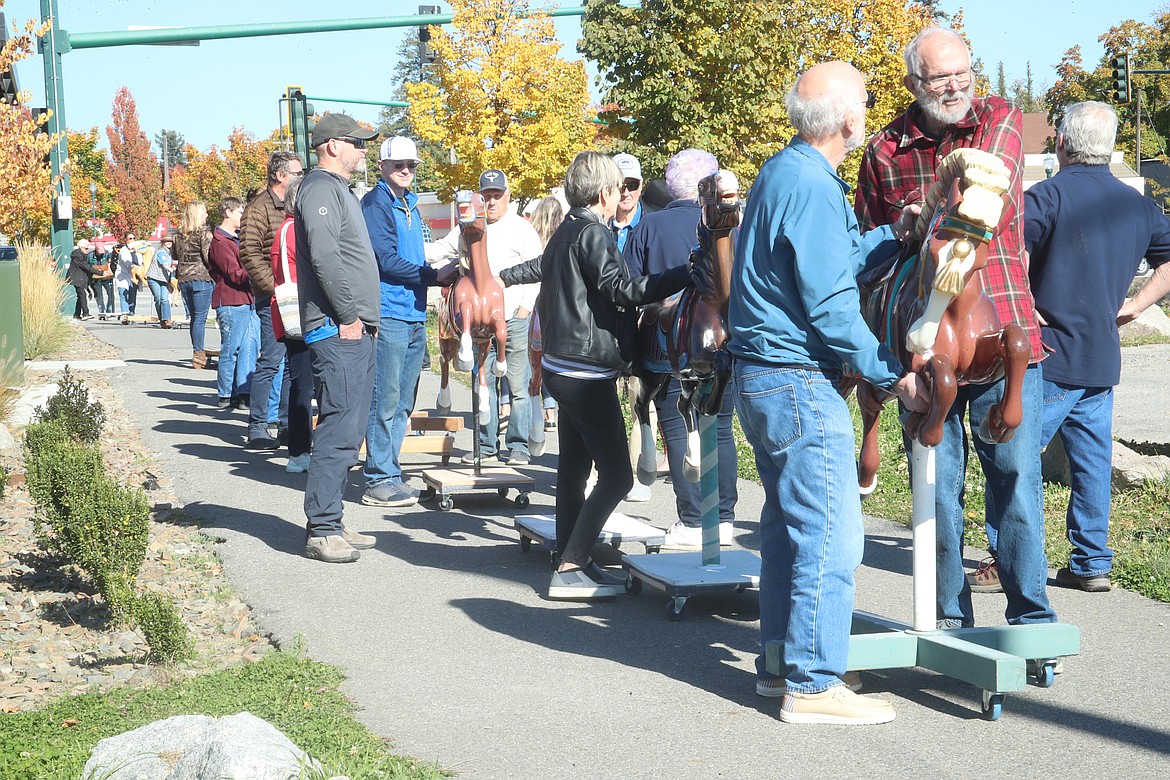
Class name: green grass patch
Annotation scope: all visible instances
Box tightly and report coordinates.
[1119,332,1170,347]
[0,649,447,780]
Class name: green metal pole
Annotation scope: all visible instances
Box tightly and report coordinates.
[302,96,408,108]
[61,5,615,50]
[40,0,74,304]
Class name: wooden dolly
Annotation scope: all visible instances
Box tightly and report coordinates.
[400,411,464,465]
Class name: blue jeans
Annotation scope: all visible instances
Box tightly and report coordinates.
[1039,382,1115,577]
[119,285,137,315]
[146,279,171,322]
[481,316,532,457]
[180,280,214,351]
[364,317,427,486]
[734,361,861,693]
[93,279,114,313]
[655,376,738,524]
[215,304,260,399]
[936,364,1055,626]
[249,296,289,439]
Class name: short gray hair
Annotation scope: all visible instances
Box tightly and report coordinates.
[664,149,719,200]
[267,150,302,184]
[1059,101,1117,165]
[563,151,622,209]
[904,27,967,78]
[284,177,302,213]
[786,78,853,142]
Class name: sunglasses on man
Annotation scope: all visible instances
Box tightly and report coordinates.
[390,161,419,171]
[338,136,369,150]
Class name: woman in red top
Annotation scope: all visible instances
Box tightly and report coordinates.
[208,197,259,409]
[269,179,314,473]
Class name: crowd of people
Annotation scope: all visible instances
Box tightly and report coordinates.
[66,25,1170,727]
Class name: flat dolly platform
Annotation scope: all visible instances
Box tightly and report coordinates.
[421,466,535,511]
[622,549,761,621]
[515,513,665,567]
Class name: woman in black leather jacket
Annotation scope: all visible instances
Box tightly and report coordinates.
[510,151,688,600]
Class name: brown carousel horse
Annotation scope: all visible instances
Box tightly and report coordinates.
[434,190,508,419]
[629,169,741,485]
[525,312,547,456]
[844,147,1030,496]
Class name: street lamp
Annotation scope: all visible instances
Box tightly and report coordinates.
[1043,153,1056,179]
[89,181,97,235]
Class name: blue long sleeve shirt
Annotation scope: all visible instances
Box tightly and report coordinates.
[360,180,438,323]
[729,138,904,389]
[1025,163,1170,387]
[624,200,701,277]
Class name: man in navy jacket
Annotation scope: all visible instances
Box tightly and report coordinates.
[1025,100,1170,592]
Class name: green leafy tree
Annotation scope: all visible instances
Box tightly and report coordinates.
[580,0,933,187]
[368,27,445,193]
[154,129,188,169]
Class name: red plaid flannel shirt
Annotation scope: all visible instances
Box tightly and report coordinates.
[855,96,1042,362]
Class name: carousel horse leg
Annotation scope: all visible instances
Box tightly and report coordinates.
[857,383,884,497]
[916,353,957,448]
[631,373,666,486]
[679,380,703,484]
[976,323,1029,444]
[436,353,453,415]
[476,342,491,418]
[491,319,508,378]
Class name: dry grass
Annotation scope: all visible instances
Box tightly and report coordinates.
[18,242,69,359]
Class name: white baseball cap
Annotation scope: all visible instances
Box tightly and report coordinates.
[379,136,423,163]
[613,152,642,182]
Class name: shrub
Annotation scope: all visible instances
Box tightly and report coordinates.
[23,420,103,555]
[18,242,69,359]
[131,592,192,663]
[33,366,106,442]
[0,465,8,500]
[64,476,150,623]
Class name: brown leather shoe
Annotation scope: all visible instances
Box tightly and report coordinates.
[304,535,360,563]
[192,349,207,369]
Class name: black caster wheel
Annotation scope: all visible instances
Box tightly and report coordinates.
[520,536,532,553]
[498,488,509,498]
[439,497,454,511]
[666,597,687,622]
[442,455,450,465]
[514,492,530,508]
[625,574,643,595]
[981,691,1004,721]
[421,487,436,502]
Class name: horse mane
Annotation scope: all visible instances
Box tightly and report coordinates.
[912,148,1012,241]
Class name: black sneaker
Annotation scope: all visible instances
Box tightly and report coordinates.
[217,397,232,409]
[235,394,250,410]
[1054,567,1111,592]
[506,451,530,466]
[245,436,280,451]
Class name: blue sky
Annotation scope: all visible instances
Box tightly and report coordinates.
[5,0,1165,152]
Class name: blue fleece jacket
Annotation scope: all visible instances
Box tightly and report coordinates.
[360,180,438,323]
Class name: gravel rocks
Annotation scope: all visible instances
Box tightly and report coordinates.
[0,326,273,713]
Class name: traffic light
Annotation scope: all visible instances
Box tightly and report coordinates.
[285,86,318,170]
[418,5,439,66]
[1109,53,1131,104]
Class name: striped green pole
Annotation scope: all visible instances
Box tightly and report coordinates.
[698,413,721,566]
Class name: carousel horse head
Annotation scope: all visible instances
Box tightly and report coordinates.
[697,169,741,232]
[456,190,487,239]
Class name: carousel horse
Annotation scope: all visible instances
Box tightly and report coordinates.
[434,190,508,419]
[844,147,1030,496]
[629,169,741,485]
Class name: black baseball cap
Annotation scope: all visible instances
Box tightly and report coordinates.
[311,113,378,149]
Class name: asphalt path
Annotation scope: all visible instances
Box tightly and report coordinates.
[82,321,1170,779]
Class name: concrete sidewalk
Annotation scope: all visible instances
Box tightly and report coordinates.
[84,322,1170,779]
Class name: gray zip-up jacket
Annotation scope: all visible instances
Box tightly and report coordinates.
[293,167,380,334]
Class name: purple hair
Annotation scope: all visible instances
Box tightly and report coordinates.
[665,148,719,201]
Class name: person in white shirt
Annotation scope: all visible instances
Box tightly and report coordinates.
[426,169,543,465]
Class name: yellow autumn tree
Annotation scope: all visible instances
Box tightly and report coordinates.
[406,0,593,204]
[0,12,56,242]
[167,128,274,221]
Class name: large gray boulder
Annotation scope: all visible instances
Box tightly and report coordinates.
[1042,437,1170,492]
[80,712,324,780]
[1119,303,1170,341]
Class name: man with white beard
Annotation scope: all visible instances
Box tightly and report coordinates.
[855,27,1056,635]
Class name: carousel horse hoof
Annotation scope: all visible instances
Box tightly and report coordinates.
[859,475,877,499]
[456,356,473,372]
[492,360,507,378]
[530,439,546,458]
[636,466,658,487]
[682,461,701,484]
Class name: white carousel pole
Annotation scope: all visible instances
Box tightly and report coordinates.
[910,440,937,632]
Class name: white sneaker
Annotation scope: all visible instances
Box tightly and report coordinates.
[286,453,311,473]
[548,568,617,600]
[662,521,703,550]
[780,685,895,725]
[624,483,652,502]
[719,521,734,546]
